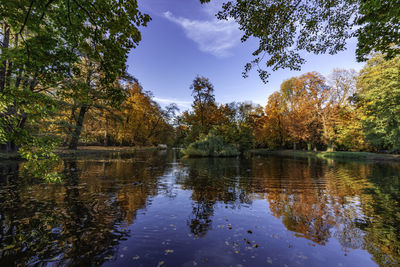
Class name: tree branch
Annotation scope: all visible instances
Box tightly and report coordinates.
[19,0,35,34]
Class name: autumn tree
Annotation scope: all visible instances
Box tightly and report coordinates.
[255,92,287,149]
[325,68,363,151]
[0,0,150,158]
[190,76,216,132]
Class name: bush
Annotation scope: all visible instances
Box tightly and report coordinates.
[182,133,240,157]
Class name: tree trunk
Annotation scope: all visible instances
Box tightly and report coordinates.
[293,141,297,150]
[307,142,312,151]
[0,23,10,92]
[104,117,109,146]
[69,106,88,150]
[327,141,335,152]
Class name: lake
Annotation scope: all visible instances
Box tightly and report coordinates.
[0,150,399,266]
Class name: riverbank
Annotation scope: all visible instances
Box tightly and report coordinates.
[249,149,400,162]
[0,146,159,161]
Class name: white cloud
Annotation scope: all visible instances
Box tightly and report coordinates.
[163,11,240,57]
[153,97,192,110]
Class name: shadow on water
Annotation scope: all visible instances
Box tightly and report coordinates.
[0,150,399,266]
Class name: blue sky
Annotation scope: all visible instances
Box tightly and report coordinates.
[127,0,364,111]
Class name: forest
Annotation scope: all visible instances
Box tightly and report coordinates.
[1,0,400,171]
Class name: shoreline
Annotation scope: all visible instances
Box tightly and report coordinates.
[249,149,400,162]
[2,146,400,162]
[0,146,159,161]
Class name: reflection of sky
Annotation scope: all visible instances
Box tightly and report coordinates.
[128,0,364,111]
[3,151,396,266]
[106,160,377,267]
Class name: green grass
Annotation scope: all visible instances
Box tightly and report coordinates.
[249,149,400,161]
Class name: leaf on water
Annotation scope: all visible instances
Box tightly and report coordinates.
[157,260,165,267]
[228,225,232,229]
[247,230,253,234]
[225,241,229,246]
[165,249,174,255]
[253,244,258,248]
[267,257,273,264]
[133,255,140,260]
[234,250,239,254]
[3,245,15,250]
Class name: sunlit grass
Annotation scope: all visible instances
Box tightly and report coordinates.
[249,149,400,161]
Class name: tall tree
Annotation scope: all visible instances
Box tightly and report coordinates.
[356,54,400,151]
[0,0,150,153]
[190,76,216,132]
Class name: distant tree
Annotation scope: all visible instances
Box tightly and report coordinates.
[190,76,216,131]
[255,92,287,149]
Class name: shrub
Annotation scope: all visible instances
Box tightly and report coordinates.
[182,133,240,157]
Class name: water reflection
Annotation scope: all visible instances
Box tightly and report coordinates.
[0,151,399,266]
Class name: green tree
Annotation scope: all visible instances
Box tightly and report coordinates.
[200,0,400,82]
[356,54,400,151]
[0,0,150,154]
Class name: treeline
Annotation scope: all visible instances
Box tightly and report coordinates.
[256,53,400,152]
[179,54,400,154]
[0,1,164,157]
[57,80,178,148]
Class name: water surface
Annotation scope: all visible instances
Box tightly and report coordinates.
[0,150,399,266]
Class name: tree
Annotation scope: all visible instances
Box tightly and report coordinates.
[325,68,359,151]
[59,56,129,149]
[201,0,400,82]
[0,0,150,153]
[190,76,216,131]
[356,54,400,151]
[356,0,400,61]
[255,92,287,149]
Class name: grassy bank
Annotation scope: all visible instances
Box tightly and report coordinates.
[249,149,400,162]
[56,146,158,157]
[0,146,159,161]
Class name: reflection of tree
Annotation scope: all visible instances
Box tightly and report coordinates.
[177,154,400,266]
[0,150,172,266]
[360,164,400,266]
[189,200,214,237]
[178,157,253,237]
[1,152,400,266]
[251,156,400,265]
